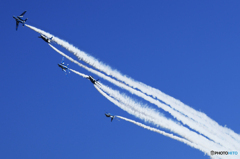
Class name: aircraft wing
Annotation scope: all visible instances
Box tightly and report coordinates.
[19,11,26,17]
[16,21,19,30]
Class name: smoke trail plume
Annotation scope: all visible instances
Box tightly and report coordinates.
[26,24,240,153]
[49,43,236,150]
[94,85,209,153]
[27,24,238,147]
[69,69,88,78]
[116,115,207,152]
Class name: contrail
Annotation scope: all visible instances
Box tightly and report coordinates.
[26,25,239,151]
[69,69,88,78]
[44,29,240,147]
[54,32,240,148]
[116,115,208,155]
[70,68,209,150]
[94,84,213,156]
[96,84,228,151]
[100,84,237,150]
[48,43,234,150]
[48,44,237,150]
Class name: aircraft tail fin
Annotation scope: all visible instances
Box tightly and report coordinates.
[22,18,28,26]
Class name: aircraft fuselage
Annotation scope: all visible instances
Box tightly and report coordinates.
[105,113,115,122]
[87,76,98,84]
[89,78,96,84]
[13,16,25,24]
[39,35,51,43]
[58,63,68,72]
[13,11,27,30]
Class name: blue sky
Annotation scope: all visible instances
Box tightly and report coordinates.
[1,1,240,158]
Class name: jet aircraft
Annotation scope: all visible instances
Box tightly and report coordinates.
[39,34,53,43]
[58,57,70,74]
[86,76,100,85]
[13,10,28,30]
[105,113,115,122]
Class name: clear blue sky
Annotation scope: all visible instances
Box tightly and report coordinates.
[1,1,240,158]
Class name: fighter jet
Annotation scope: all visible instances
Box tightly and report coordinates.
[86,76,100,85]
[13,10,28,30]
[58,57,70,74]
[39,34,53,43]
[105,113,115,122]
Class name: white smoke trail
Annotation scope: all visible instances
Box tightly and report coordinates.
[46,31,239,146]
[48,44,236,150]
[69,67,210,150]
[102,84,237,150]
[93,85,211,156]
[97,84,229,151]
[57,34,240,147]
[51,43,205,151]
[26,25,239,150]
[116,116,213,157]
[69,69,88,78]
[47,31,240,145]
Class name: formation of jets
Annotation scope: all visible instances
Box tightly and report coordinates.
[14,11,115,122]
[13,10,28,30]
